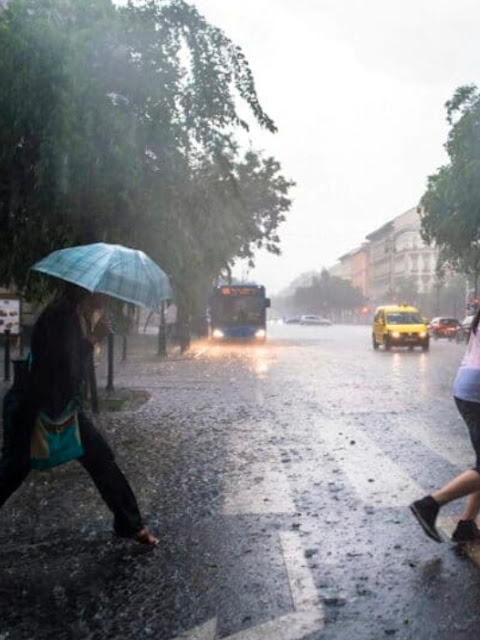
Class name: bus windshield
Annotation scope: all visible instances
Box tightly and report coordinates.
[213,295,264,326]
[209,284,269,340]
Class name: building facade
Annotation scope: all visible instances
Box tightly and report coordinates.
[328,207,439,308]
[331,244,369,297]
[365,207,438,306]
[350,244,369,298]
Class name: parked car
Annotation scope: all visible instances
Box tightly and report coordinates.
[299,314,332,326]
[428,317,461,341]
[456,314,474,343]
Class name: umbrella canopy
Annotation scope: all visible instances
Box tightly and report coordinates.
[31,243,173,309]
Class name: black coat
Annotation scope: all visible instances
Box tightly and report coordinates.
[29,295,93,418]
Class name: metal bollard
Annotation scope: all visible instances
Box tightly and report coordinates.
[158,301,167,356]
[106,332,115,392]
[11,357,29,389]
[179,321,190,353]
[4,329,11,381]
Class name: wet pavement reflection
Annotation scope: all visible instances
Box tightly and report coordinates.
[1,324,480,639]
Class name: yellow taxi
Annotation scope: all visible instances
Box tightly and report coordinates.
[372,304,429,351]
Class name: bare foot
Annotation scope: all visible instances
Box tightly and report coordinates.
[134,528,159,547]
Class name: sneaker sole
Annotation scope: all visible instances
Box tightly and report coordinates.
[410,503,443,543]
[451,536,480,544]
[451,533,480,543]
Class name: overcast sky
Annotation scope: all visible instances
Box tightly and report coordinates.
[185,0,480,294]
[116,1,480,294]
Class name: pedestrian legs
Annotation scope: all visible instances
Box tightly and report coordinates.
[77,411,144,537]
[410,397,480,543]
[0,388,33,508]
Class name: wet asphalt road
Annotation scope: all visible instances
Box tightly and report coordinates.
[1,324,480,639]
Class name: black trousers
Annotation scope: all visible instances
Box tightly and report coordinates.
[0,387,143,536]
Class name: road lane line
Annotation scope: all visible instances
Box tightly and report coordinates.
[224,610,324,640]
[224,531,324,639]
[174,618,216,640]
[223,423,296,515]
[254,386,264,405]
[170,532,325,640]
[223,462,296,514]
[279,532,323,614]
[316,418,424,507]
[397,418,472,468]
[193,346,209,359]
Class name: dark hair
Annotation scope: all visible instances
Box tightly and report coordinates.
[471,308,480,335]
[62,282,89,302]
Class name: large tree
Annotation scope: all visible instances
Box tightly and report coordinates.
[420,84,480,294]
[0,0,293,317]
[292,269,364,315]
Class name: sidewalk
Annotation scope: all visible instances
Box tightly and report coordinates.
[0,332,190,394]
[0,334,207,639]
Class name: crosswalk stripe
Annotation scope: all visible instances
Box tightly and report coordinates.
[221,532,324,640]
[174,618,216,640]
[280,532,323,614]
[396,417,473,468]
[315,418,424,507]
[223,422,296,515]
[224,610,324,640]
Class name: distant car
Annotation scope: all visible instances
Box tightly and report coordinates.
[299,314,332,326]
[456,314,475,343]
[428,317,460,341]
[284,316,302,324]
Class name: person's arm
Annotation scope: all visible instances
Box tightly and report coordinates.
[80,314,111,347]
[90,315,112,345]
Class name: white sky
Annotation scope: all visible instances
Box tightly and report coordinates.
[189,0,480,294]
[117,0,480,294]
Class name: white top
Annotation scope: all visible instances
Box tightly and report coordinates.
[453,326,480,403]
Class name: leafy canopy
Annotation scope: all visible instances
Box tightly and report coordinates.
[0,0,293,311]
[420,85,480,290]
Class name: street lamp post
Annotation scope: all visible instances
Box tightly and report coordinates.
[158,301,167,356]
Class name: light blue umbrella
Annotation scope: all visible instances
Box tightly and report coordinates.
[31,243,173,309]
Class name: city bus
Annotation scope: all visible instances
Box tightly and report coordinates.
[209,284,270,341]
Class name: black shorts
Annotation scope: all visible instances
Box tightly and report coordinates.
[455,397,480,473]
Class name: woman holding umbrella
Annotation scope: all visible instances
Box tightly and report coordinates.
[0,282,158,547]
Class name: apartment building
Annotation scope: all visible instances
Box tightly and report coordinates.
[332,244,369,297]
[329,207,439,306]
[366,207,438,305]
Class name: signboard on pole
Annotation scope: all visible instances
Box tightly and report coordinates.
[0,297,20,335]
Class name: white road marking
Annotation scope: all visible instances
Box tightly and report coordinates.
[223,423,296,515]
[398,419,472,468]
[193,346,209,359]
[223,462,296,514]
[254,385,264,405]
[174,619,216,640]
[223,532,324,639]
[170,531,325,640]
[175,419,324,640]
[280,532,322,613]
[316,418,424,507]
[224,610,324,640]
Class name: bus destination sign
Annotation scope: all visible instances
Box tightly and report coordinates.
[219,286,261,296]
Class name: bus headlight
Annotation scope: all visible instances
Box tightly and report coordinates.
[391,331,401,339]
[212,328,224,338]
[419,331,427,338]
[255,329,266,339]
